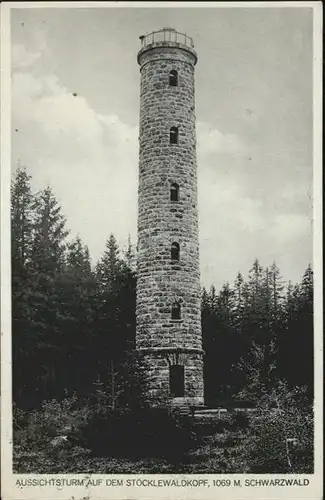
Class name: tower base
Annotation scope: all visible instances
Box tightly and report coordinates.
[138,348,204,408]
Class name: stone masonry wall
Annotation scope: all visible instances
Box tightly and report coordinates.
[136,42,204,405]
[141,352,204,406]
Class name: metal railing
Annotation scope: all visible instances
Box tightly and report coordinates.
[139,28,194,49]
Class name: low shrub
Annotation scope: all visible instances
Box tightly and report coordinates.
[81,407,197,460]
[231,411,250,431]
[12,393,93,472]
[193,413,233,438]
[244,383,314,473]
[13,381,313,474]
[13,393,198,471]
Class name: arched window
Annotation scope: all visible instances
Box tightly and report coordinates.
[170,183,179,202]
[171,242,180,261]
[171,301,181,320]
[169,70,178,87]
[170,364,184,397]
[170,127,178,145]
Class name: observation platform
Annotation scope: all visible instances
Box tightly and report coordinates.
[137,27,197,64]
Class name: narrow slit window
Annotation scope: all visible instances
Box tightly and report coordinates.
[170,127,179,145]
[170,365,184,397]
[169,70,178,87]
[170,183,179,202]
[171,301,181,320]
[171,242,180,261]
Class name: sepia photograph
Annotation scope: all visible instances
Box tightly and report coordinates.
[1,1,323,497]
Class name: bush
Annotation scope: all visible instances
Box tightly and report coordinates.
[12,393,94,472]
[245,383,314,473]
[23,395,89,447]
[194,413,233,438]
[13,387,198,471]
[231,412,250,431]
[81,407,197,460]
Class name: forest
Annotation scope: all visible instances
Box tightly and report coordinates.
[11,166,314,474]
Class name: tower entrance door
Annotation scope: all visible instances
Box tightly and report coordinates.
[170,364,185,397]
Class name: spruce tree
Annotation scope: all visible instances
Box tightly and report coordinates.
[26,186,70,405]
[281,266,314,397]
[58,236,97,396]
[11,167,35,405]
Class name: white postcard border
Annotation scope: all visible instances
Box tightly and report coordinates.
[1,2,323,499]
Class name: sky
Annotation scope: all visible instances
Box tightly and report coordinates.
[10,5,313,289]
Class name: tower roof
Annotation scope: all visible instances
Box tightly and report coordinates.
[138,28,197,64]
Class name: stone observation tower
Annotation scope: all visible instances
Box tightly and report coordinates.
[136,28,204,407]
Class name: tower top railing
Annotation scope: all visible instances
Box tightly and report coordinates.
[139,28,194,49]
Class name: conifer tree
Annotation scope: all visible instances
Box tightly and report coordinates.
[26,187,70,405]
[58,236,97,396]
[11,167,34,270]
[279,266,314,397]
[96,234,121,294]
[94,234,136,386]
[11,167,35,405]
